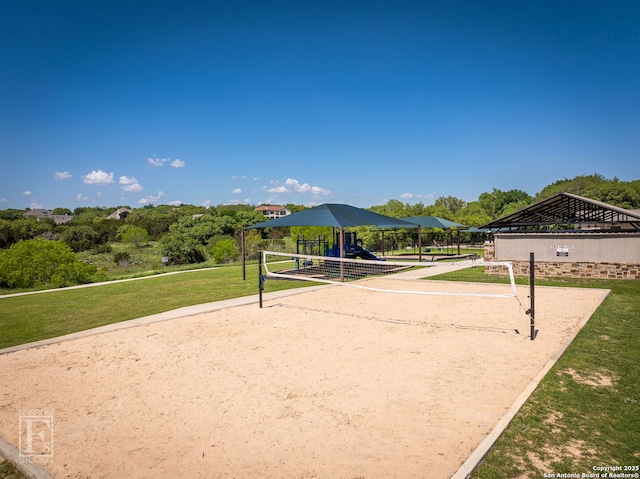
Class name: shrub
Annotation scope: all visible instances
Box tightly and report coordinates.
[0,238,96,288]
[61,225,102,252]
[212,238,240,264]
[113,251,133,267]
[116,224,149,248]
[159,233,206,265]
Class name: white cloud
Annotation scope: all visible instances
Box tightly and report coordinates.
[266,185,288,193]
[54,171,71,180]
[82,170,114,185]
[202,200,212,207]
[137,191,164,205]
[231,188,242,194]
[400,192,414,199]
[0,198,7,203]
[265,178,331,197]
[170,159,185,168]
[76,193,89,202]
[22,191,32,196]
[119,176,143,192]
[231,175,247,180]
[147,157,168,167]
[29,201,43,209]
[167,200,183,206]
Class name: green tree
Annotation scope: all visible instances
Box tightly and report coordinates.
[212,238,240,264]
[535,173,607,199]
[433,196,466,216]
[478,188,533,219]
[453,201,492,227]
[116,224,149,248]
[52,207,73,215]
[0,238,96,288]
[61,225,102,252]
[159,233,206,265]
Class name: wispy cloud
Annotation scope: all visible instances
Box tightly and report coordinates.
[22,191,32,196]
[138,191,164,205]
[167,200,183,206]
[0,198,7,203]
[147,157,168,167]
[147,157,185,168]
[54,171,71,180]
[231,175,247,180]
[399,192,437,201]
[82,170,114,185]
[119,176,143,192]
[76,193,89,202]
[265,178,331,197]
[231,188,242,194]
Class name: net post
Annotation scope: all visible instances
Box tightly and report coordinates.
[258,250,264,308]
[241,228,246,281]
[529,252,535,340]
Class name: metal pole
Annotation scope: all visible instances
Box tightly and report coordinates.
[241,228,246,281]
[258,250,263,308]
[529,252,535,340]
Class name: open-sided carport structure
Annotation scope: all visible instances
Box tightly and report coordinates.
[242,203,418,279]
[479,192,640,279]
[480,191,640,232]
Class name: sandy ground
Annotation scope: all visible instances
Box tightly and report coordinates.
[0,283,608,479]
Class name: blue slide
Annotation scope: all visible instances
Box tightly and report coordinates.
[345,244,384,261]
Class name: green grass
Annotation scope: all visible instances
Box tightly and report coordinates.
[435,268,640,476]
[0,265,309,350]
[0,459,26,479]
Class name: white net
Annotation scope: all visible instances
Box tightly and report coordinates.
[262,250,518,299]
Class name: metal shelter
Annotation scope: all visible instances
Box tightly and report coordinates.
[480,192,640,232]
[242,203,418,279]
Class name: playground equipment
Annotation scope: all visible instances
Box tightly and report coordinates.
[297,232,383,261]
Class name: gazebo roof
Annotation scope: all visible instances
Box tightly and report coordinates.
[245,203,418,229]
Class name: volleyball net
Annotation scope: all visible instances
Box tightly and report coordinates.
[261,250,518,299]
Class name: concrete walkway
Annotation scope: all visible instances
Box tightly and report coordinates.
[0,285,329,356]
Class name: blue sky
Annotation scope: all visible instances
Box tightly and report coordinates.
[1,0,639,210]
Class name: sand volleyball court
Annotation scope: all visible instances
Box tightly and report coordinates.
[0,283,608,478]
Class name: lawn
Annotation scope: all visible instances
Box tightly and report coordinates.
[0,264,309,350]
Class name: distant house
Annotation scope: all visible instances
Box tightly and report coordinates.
[254,205,291,219]
[106,208,132,220]
[24,209,73,224]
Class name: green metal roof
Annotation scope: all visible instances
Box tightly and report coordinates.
[246,203,418,229]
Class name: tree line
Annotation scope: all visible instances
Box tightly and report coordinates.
[0,174,638,289]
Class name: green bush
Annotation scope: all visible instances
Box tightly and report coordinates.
[159,233,206,265]
[113,251,133,267]
[212,238,240,264]
[116,224,149,248]
[0,238,96,288]
[61,225,102,252]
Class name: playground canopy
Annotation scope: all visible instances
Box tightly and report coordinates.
[242,204,418,278]
[246,203,418,229]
